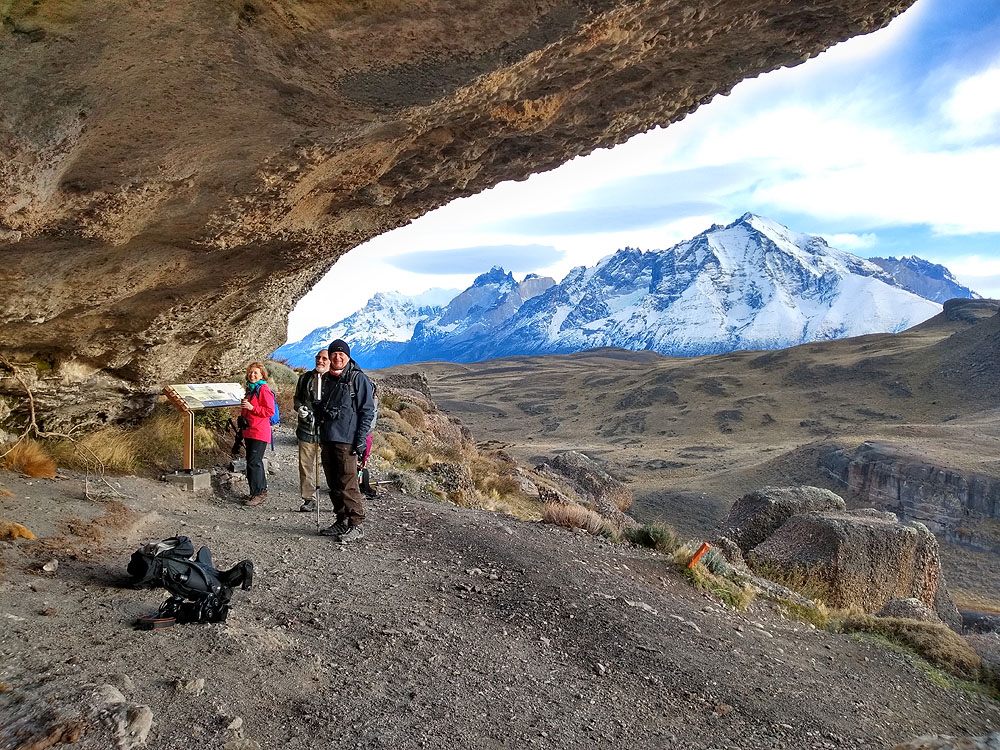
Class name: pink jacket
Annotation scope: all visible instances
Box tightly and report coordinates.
[241,384,275,442]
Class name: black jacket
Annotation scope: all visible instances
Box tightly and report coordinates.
[293,369,325,444]
[315,361,375,452]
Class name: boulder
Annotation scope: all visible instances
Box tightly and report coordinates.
[717,486,846,554]
[547,451,633,512]
[748,509,957,621]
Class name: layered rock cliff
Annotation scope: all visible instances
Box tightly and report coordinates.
[0,0,915,428]
[822,442,1000,551]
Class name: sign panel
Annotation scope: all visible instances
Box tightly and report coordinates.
[163,383,245,411]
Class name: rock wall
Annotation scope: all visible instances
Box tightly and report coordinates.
[822,442,1000,550]
[0,0,916,428]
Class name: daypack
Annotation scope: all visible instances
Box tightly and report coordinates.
[270,397,280,426]
[127,535,254,625]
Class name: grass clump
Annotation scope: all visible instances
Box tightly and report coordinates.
[1,439,57,478]
[264,360,298,386]
[837,613,983,682]
[542,502,614,537]
[624,522,680,552]
[672,543,755,610]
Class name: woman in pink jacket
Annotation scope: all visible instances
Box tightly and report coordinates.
[241,362,275,506]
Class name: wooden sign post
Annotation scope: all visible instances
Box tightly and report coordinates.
[161,382,245,489]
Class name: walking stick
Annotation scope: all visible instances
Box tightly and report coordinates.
[314,440,321,531]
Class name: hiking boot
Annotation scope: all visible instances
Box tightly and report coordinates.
[319,519,349,537]
[245,491,267,507]
[298,499,316,512]
[339,525,365,544]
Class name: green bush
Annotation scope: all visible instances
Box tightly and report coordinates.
[624,522,680,552]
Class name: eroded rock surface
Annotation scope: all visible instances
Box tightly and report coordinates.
[717,485,847,553]
[748,509,954,619]
[0,0,915,428]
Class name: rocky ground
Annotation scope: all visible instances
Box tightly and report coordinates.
[2,426,1000,749]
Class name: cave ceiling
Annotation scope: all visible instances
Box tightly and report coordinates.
[0,0,915,428]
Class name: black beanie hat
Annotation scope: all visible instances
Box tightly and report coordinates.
[329,339,351,358]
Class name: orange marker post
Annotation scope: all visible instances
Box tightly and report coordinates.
[688,542,711,569]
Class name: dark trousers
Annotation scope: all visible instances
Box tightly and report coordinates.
[320,442,365,527]
[245,438,268,496]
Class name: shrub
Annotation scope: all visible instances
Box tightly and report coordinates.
[624,522,680,552]
[265,359,298,386]
[398,403,426,429]
[1,439,57,478]
[271,384,295,425]
[838,614,983,681]
[542,502,614,537]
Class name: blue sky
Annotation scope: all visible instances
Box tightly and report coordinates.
[287,0,1000,341]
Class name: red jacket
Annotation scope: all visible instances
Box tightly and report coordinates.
[241,384,275,442]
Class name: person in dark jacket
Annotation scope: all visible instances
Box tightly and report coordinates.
[240,362,276,507]
[315,339,375,543]
[293,349,330,512]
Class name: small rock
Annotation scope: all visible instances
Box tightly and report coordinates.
[227,716,244,731]
[42,559,59,573]
[175,678,205,696]
[594,662,607,676]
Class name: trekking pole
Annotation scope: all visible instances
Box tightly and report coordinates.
[314,440,321,531]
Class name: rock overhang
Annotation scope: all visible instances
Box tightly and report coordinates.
[0,0,917,429]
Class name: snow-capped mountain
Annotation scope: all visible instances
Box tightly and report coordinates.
[363,268,556,368]
[273,288,457,367]
[277,214,951,368]
[867,256,980,303]
[484,214,942,358]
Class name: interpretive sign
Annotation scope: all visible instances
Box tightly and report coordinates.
[162,382,244,476]
[163,383,245,412]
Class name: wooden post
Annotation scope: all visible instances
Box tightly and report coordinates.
[182,410,195,472]
[163,386,195,473]
[688,542,711,569]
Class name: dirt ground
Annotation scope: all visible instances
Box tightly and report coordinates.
[2,426,1000,750]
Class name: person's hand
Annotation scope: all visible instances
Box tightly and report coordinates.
[297,405,312,420]
[241,398,251,410]
[353,442,366,460]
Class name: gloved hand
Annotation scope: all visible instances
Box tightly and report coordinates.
[297,405,314,424]
[353,442,367,460]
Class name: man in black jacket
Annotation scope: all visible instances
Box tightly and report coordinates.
[315,339,376,543]
[293,349,330,512]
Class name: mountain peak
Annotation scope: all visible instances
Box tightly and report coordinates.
[473,266,513,286]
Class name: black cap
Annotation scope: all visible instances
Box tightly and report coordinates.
[329,339,351,358]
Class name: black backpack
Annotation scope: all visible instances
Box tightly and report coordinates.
[127,536,254,624]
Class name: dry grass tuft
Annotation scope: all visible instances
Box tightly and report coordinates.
[542,502,613,537]
[1,439,57,478]
[838,614,983,681]
[0,488,13,498]
[0,520,36,540]
[50,408,225,475]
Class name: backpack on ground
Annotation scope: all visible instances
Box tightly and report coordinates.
[127,535,254,625]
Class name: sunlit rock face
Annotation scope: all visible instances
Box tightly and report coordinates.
[0,0,915,429]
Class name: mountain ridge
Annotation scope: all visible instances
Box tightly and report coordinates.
[276,215,968,368]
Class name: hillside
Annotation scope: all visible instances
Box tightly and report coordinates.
[3,428,999,749]
[400,300,1000,601]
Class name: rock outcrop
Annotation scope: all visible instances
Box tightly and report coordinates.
[0,0,916,428]
[821,441,1000,549]
[748,509,955,621]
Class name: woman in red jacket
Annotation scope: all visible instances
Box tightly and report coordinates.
[241,362,275,506]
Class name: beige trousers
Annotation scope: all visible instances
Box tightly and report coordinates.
[297,440,322,500]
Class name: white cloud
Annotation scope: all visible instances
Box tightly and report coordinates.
[943,62,1000,140]
[824,233,879,251]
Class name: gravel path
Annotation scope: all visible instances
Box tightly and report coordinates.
[2,428,999,749]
